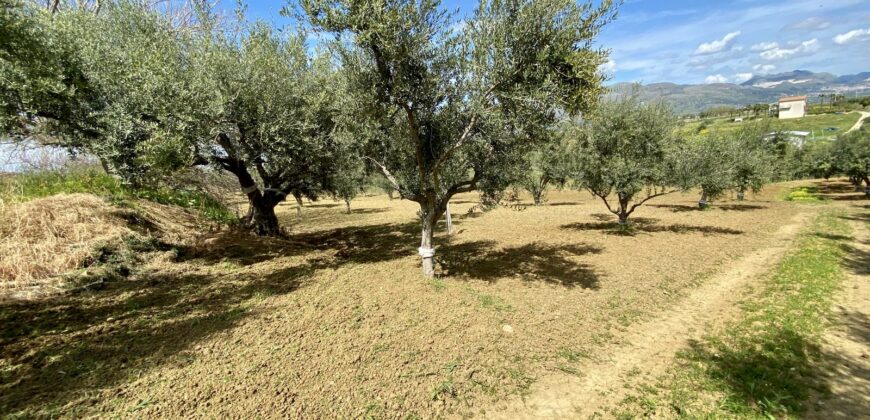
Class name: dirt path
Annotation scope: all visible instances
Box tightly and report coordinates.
[807,214,870,419]
[483,211,814,419]
[845,111,870,134]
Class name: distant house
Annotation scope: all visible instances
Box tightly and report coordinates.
[778,95,807,119]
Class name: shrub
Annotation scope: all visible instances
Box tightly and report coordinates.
[0,166,236,223]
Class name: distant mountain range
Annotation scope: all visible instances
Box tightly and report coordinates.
[610,70,870,115]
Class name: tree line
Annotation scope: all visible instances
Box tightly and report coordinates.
[2,0,867,278]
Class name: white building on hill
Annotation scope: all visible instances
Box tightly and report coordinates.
[778,95,807,119]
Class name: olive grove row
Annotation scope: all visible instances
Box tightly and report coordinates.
[2,0,867,277]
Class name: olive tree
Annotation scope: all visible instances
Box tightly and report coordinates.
[331,145,367,213]
[572,95,683,224]
[517,130,571,205]
[2,2,344,235]
[679,127,773,208]
[681,135,732,209]
[301,0,615,277]
[184,23,341,235]
[831,130,870,195]
[1,2,192,187]
[728,128,773,200]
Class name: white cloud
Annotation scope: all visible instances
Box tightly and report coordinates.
[734,73,754,83]
[694,31,741,55]
[750,42,779,51]
[704,74,729,84]
[785,17,831,31]
[759,38,819,60]
[833,28,870,45]
[753,64,776,74]
[600,59,617,75]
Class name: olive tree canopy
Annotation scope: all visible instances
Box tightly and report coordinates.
[300,0,616,277]
[1,1,343,235]
[184,23,341,235]
[571,94,684,224]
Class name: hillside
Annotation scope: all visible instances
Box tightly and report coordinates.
[613,70,870,114]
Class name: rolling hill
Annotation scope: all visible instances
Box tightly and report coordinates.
[611,70,870,114]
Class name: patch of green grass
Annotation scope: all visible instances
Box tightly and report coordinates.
[784,186,828,203]
[681,112,860,140]
[430,278,446,291]
[614,212,852,419]
[478,293,512,312]
[0,167,235,223]
[556,364,580,376]
[431,378,457,401]
[557,347,589,363]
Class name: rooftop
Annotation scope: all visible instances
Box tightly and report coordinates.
[778,95,808,103]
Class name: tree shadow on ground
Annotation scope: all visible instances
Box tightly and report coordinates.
[837,309,870,352]
[839,213,870,223]
[0,261,312,416]
[811,181,868,201]
[650,203,767,213]
[562,216,743,236]
[449,211,487,227]
[840,241,870,276]
[438,241,602,288]
[716,203,768,211]
[177,221,422,266]
[547,202,580,207]
[682,328,832,417]
[306,202,341,208]
[347,208,390,215]
[649,204,698,213]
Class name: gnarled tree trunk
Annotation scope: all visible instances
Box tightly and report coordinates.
[616,192,630,225]
[698,190,709,209]
[245,195,281,236]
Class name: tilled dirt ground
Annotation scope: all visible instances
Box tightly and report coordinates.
[807,208,870,419]
[483,211,815,419]
[0,181,847,418]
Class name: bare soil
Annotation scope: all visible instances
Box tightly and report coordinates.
[483,211,814,419]
[0,182,848,418]
[807,209,870,419]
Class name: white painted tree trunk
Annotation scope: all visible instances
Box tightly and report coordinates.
[420,217,435,278]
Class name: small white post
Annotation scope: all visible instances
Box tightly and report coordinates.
[445,202,453,235]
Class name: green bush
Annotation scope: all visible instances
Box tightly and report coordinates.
[784,186,826,202]
[0,167,123,200]
[1,167,236,223]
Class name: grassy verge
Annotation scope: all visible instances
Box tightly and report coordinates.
[613,212,851,419]
[681,113,860,139]
[0,167,235,223]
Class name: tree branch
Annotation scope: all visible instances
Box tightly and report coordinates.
[591,189,618,215]
[364,155,417,201]
[430,72,518,177]
[626,188,676,216]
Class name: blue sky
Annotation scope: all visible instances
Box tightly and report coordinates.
[223,1,870,84]
[599,0,870,84]
[222,0,870,85]
[198,0,870,86]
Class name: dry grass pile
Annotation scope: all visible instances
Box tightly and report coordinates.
[0,194,135,291]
